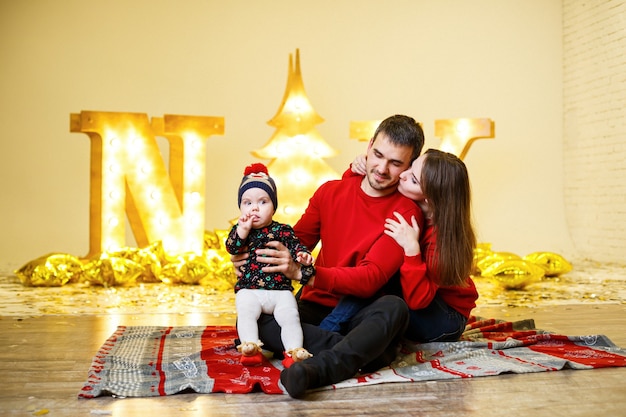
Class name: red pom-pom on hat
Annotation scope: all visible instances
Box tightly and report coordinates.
[244,163,269,176]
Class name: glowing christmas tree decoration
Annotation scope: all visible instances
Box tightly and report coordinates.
[70,111,224,257]
[253,49,339,226]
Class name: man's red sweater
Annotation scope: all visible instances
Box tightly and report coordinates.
[294,175,423,308]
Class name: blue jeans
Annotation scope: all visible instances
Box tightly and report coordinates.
[318,296,369,333]
[405,293,467,343]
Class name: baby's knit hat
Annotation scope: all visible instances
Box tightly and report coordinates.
[237,163,278,210]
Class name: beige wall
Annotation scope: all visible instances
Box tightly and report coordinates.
[0,0,573,269]
[563,0,626,263]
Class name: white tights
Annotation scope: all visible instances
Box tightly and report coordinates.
[235,289,304,352]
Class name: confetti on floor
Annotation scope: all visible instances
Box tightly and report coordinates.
[0,259,624,317]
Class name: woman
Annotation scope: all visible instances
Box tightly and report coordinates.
[353,148,479,342]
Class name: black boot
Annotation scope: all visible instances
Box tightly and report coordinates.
[280,361,319,398]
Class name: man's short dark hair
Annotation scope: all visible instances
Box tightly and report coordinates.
[373,115,425,161]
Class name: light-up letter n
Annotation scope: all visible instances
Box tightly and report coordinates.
[70,111,224,258]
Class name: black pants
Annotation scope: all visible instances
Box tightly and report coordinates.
[257,295,409,388]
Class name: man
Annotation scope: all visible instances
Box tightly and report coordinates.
[234,114,425,398]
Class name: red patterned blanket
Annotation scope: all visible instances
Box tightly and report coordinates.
[79,317,626,398]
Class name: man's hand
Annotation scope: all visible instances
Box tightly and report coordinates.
[230,252,249,277]
[255,241,302,281]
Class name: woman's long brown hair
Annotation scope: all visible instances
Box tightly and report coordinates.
[421,149,476,287]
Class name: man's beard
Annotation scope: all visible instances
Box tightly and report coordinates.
[366,169,396,192]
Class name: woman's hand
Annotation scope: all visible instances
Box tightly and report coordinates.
[255,241,302,281]
[384,211,421,256]
[351,154,367,175]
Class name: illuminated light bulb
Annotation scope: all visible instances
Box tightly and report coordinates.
[150,189,161,201]
[456,119,471,136]
[166,240,179,254]
[139,164,152,175]
[108,190,120,201]
[129,136,143,152]
[191,138,203,150]
[104,241,120,252]
[292,168,309,182]
[109,137,120,147]
[157,215,169,227]
[440,142,456,155]
[108,216,119,227]
[108,163,120,173]
[185,214,200,226]
[189,192,201,202]
[287,97,304,113]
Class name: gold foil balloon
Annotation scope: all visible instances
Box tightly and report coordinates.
[481,259,545,290]
[473,243,493,261]
[523,252,573,277]
[201,229,238,290]
[204,230,222,251]
[472,243,493,274]
[200,249,237,291]
[108,244,162,283]
[160,253,211,285]
[15,230,242,289]
[212,229,231,252]
[15,253,84,287]
[83,255,143,286]
[475,251,522,275]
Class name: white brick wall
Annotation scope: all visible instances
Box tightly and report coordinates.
[563,0,626,262]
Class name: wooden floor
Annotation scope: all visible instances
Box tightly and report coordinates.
[1,303,625,417]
